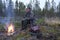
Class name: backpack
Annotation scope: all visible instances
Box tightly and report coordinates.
[31,25,39,31]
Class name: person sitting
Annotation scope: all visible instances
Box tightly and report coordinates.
[21,7,35,30]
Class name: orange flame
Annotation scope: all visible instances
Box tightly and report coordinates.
[7,24,14,35]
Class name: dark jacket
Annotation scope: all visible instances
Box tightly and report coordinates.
[24,11,36,25]
[24,11,34,19]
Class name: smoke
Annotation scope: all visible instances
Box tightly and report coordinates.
[1,0,14,30]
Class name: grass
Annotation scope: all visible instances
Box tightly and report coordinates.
[15,30,30,40]
[0,24,4,31]
[0,18,60,40]
[14,22,21,28]
[35,18,44,24]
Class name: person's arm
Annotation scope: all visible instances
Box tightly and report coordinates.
[23,13,27,18]
[30,12,34,18]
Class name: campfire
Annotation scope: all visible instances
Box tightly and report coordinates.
[7,23,15,36]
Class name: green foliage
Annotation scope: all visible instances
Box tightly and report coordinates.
[35,18,44,24]
[45,1,48,10]
[15,1,26,17]
[0,0,3,9]
[14,22,21,28]
[15,0,18,8]
[34,0,40,10]
[19,2,25,15]
[19,2,25,10]
[57,2,60,17]
[0,0,5,17]
[0,24,4,31]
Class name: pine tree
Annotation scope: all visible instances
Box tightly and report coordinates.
[27,0,32,9]
[47,0,51,10]
[45,0,48,10]
[57,2,60,17]
[15,0,25,17]
[44,0,49,17]
[51,0,57,12]
[3,0,6,17]
[0,0,4,17]
[32,0,41,18]
[15,0,18,9]
[18,2,25,16]
[44,0,51,17]
[15,0,19,16]
[57,2,60,13]
[34,0,40,10]
[45,0,51,10]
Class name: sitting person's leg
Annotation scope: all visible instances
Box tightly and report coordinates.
[21,20,27,30]
[26,19,31,28]
[30,18,34,25]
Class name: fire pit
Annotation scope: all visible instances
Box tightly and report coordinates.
[0,23,21,40]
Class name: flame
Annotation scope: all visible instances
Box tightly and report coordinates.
[7,24,14,36]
